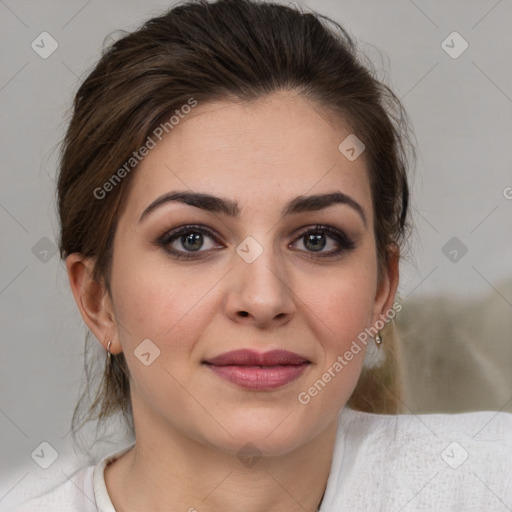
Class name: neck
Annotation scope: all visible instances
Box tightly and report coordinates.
[104,411,338,512]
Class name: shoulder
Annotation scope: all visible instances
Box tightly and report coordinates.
[340,407,512,467]
[343,407,512,445]
[7,465,95,512]
[322,407,512,510]
[6,443,134,512]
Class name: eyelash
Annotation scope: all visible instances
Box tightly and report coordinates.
[156,224,356,261]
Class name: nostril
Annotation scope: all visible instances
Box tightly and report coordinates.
[239,311,249,317]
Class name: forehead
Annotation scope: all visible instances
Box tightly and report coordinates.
[121,91,372,221]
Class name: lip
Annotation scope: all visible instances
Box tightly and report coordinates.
[202,349,311,390]
[203,349,310,366]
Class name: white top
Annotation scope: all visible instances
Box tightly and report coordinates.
[8,406,512,511]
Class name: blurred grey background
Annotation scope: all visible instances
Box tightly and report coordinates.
[1,0,511,508]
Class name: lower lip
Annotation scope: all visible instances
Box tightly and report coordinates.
[204,363,309,390]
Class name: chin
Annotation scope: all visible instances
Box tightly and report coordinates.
[201,409,314,457]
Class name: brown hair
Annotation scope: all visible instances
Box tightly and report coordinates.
[58,0,415,445]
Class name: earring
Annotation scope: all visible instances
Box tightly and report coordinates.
[362,331,385,369]
[107,340,112,363]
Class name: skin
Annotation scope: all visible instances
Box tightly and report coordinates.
[66,90,399,512]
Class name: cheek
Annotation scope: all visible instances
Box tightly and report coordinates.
[293,267,374,417]
[109,262,219,407]
[110,253,221,353]
[298,261,376,349]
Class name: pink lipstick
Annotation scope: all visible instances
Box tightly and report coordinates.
[202,349,310,390]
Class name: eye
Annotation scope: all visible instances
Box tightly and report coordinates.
[290,225,356,258]
[157,225,223,260]
[156,223,356,261]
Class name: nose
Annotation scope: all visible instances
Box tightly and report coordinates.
[224,240,296,329]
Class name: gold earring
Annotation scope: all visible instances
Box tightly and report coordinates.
[107,340,112,362]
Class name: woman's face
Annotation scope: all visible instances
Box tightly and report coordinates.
[103,91,397,456]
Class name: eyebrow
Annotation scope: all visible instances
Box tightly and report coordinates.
[138,190,367,227]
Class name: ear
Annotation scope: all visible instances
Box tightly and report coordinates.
[371,243,400,327]
[65,253,121,355]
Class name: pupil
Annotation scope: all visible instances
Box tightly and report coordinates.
[305,233,325,251]
[182,232,203,251]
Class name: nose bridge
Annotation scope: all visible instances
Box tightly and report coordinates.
[226,233,295,324]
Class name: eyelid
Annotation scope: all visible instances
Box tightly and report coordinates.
[290,225,356,252]
[157,224,222,247]
[156,223,356,260]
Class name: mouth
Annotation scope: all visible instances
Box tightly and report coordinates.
[202,349,311,390]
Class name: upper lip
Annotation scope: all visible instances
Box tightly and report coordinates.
[203,349,310,366]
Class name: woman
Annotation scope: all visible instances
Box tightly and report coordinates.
[11,0,511,510]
